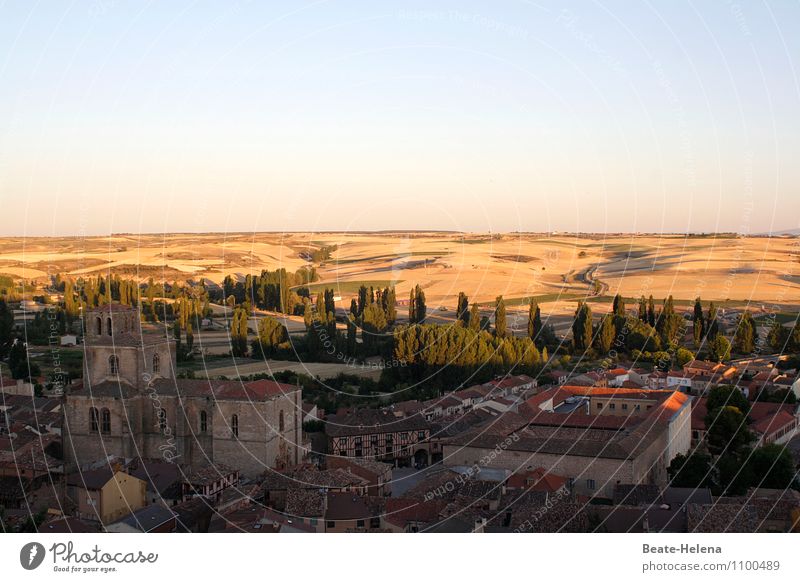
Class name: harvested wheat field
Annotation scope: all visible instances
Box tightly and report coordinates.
[1,232,799,315]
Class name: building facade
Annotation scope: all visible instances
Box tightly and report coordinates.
[64,305,303,478]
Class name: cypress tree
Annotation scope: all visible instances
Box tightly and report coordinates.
[468,303,480,332]
[612,294,626,317]
[647,295,656,327]
[572,302,593,353]
[414,285,426,324]
[638,295,647,322]
[494,296,507,338]
[766,319,788,351]
[692,297,705,348]
[527,299,541,342]
[456,292,469,326]
[596,314,615,354]
[733,311,756,354]
[707,302,719,340]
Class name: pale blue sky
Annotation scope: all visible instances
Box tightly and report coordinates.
[1,1,798,235]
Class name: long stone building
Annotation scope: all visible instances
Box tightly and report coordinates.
[64,304,302,478]
[443,388,692,499]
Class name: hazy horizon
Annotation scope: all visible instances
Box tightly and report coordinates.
[2,1,799,236]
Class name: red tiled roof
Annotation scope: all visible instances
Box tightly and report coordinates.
[752,411,797,437]
[506,467,566,493]
[384,497,444,527]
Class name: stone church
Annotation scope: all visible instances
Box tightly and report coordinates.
[64,304,303,478]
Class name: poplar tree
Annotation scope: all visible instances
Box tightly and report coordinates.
[572,302,593,353]
[527,299,542,341]
[638,296,647,322]
[465,303,479,332]
[456,292,470,326]
[596,314,615,354]
[647,295,656,327]
[612,294,626,317]
[414,285,426,324]
[733,311,756,354]
[494,296,507,338]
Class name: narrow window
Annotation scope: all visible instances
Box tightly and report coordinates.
[90,407,99,432]
[95,317,102,336]
[108,355,119,375]
[158,408,167,430]
[107,317,113,336]
[200,411,208,433]
[231,414,239,438]
[152,353,160,373]
[101,408,111,433]
[279,410,285,432]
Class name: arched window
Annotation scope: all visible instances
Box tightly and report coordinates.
[106,317,113,336]
[279,410,285,433]
[157,408,167,431]
[152,353,160,374]
[231,414,239,438]
[199,411,207,433]
[89,407,99,432]
[95,317,102,336]
[108,355,119,375]
[101,408,111,434]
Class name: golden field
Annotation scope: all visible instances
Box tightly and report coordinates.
[2,232,799,316]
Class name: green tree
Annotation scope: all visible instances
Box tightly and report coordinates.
[637,295,647,322]
[692,297,705,348]
[612,294,626,317]
[252,316,289,356]
[715,451,754,496]
[706,302,719,340]
[362,302,388,354]
[595,314,615,355]
[413,285,427,324]
[647,295,656,327]
[494,295,507,338]
[733,311,757,354]
[707,334,731,362]
[571,302,593,353]
[456,292,470,326]
[766,320,789,352]
[705,405,754,457]
[707,385,751,417]
[230,307,249,357]
[468,303,480,332]
[658,295,682,346]
[0,299,15,358]
[747,444,796,490]
[667,452,715,489]
[527,299,542,342]
[676,347,695,367]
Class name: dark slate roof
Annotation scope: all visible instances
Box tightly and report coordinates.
[113,504,176,532]
[326,408,430,437]
[127,458,183,498]
[66,465,116,490]
[613,483,661,506]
